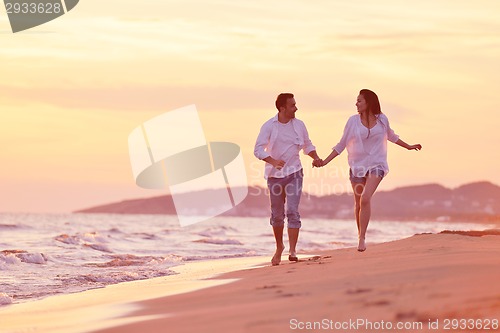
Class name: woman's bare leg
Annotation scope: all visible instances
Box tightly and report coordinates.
[351,182,364,237]
[357,174,383,251]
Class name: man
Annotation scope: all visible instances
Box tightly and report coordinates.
[254,93,322,266]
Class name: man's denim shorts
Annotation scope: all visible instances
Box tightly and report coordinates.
[349,167,385,184]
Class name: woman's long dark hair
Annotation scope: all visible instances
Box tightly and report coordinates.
[359,89,382,138]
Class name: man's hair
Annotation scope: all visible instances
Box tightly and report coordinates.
[275,93,294,111]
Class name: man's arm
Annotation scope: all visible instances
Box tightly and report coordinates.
[308,150,323,167]
[263,156,285,170]
[254,121,286,169]
[300,121,322,165]
[254,121,272,160]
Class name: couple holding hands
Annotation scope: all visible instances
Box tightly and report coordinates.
[254,90,422,266]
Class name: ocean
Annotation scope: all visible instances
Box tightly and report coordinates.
[0,213,495,306]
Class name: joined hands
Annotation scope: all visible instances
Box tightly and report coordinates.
[312,159,324,168]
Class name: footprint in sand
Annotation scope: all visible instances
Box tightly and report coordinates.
[346,288,372,295]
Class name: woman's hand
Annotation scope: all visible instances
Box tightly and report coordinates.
[408,144,422,151]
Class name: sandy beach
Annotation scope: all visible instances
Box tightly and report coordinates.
[2,230,499,333]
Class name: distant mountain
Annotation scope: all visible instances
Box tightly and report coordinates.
[74,181,500,222]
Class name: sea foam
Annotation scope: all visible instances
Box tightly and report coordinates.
[0,293,13,305]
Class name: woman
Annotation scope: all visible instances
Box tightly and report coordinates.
[318,89,421,251]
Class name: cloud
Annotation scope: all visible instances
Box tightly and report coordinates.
[0,84,350,112]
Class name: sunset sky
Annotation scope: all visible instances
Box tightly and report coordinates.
[1,0,500,213]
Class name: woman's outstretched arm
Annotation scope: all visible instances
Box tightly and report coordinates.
[322,149,340,166]
[394,139,422,151]
[318,117,353,167]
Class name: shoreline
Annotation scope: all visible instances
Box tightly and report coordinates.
[4,215,496,310]
[0,256,271,333]
[2,230,499,333]
[3,218,497,308]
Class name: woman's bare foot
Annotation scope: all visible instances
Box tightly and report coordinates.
[271,243,285,266]
[357,237,366,252]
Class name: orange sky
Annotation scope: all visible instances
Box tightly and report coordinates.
[1,1,500,213]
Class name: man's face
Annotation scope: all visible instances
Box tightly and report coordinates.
[281,97,297,119]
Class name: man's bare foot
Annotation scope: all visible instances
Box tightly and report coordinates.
[271,244,285,266]
[357,237,366,252]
